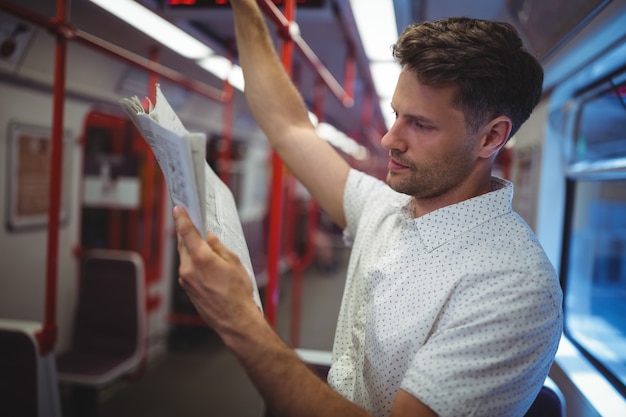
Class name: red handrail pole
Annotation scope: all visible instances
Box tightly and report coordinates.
[265,156,284,327]
[264,0,296,327]
[36,0,68,355]
[287,76,324,346]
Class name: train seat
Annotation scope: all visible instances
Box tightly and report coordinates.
[56,249,146,389]
[0,319,62,417]
[524,376,566,417]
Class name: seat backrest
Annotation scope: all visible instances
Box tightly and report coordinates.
[0,319,62,417]
[0,325,38,417]
[73,250,145,358]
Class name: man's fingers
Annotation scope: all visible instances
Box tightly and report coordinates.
[173,205,242,273]
[173,206,206,254]
[204,232,238,261]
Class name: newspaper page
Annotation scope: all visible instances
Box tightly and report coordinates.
[120,85,262,310]
[120,92,205,239]
[202,162,263,309]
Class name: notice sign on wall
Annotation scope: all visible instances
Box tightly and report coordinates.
[6,123,71,230]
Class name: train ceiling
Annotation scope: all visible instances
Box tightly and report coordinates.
[3,0,612,151]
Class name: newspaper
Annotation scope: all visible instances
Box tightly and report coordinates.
[120,85,263,310]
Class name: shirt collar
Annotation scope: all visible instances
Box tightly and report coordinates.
[406,177,514,253]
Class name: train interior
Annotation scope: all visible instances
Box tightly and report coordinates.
[1,0,626,416]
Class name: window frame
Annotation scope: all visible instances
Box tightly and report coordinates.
[559,70,626,398]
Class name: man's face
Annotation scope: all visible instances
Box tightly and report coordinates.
[381,68,481,200]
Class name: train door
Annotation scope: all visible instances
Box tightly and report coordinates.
[79,110,167,346]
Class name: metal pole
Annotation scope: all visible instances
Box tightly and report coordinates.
[287,76,324,347]
[264,0,296,327]
[37,0,69,355]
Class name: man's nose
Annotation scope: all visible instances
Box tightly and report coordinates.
[380,121,406,152]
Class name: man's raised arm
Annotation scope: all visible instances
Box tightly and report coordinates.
[230,0,350,228]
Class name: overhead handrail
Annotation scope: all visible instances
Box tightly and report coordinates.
[0,1,229,103]
[257,0,355,107]
[72,29,232,103]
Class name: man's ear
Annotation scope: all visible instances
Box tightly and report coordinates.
[479,116,512,159]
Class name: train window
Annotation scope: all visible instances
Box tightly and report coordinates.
[564,178,626,393]
[573,76,626,165]
[563,70,626,396]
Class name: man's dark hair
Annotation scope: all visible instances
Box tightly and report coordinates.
[392,17,543,138]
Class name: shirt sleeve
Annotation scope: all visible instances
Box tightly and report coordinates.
[401,264,563,417]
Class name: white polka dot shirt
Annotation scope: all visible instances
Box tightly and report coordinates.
[327,169,563,417]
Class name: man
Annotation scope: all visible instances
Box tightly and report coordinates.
[174,1,563,416]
